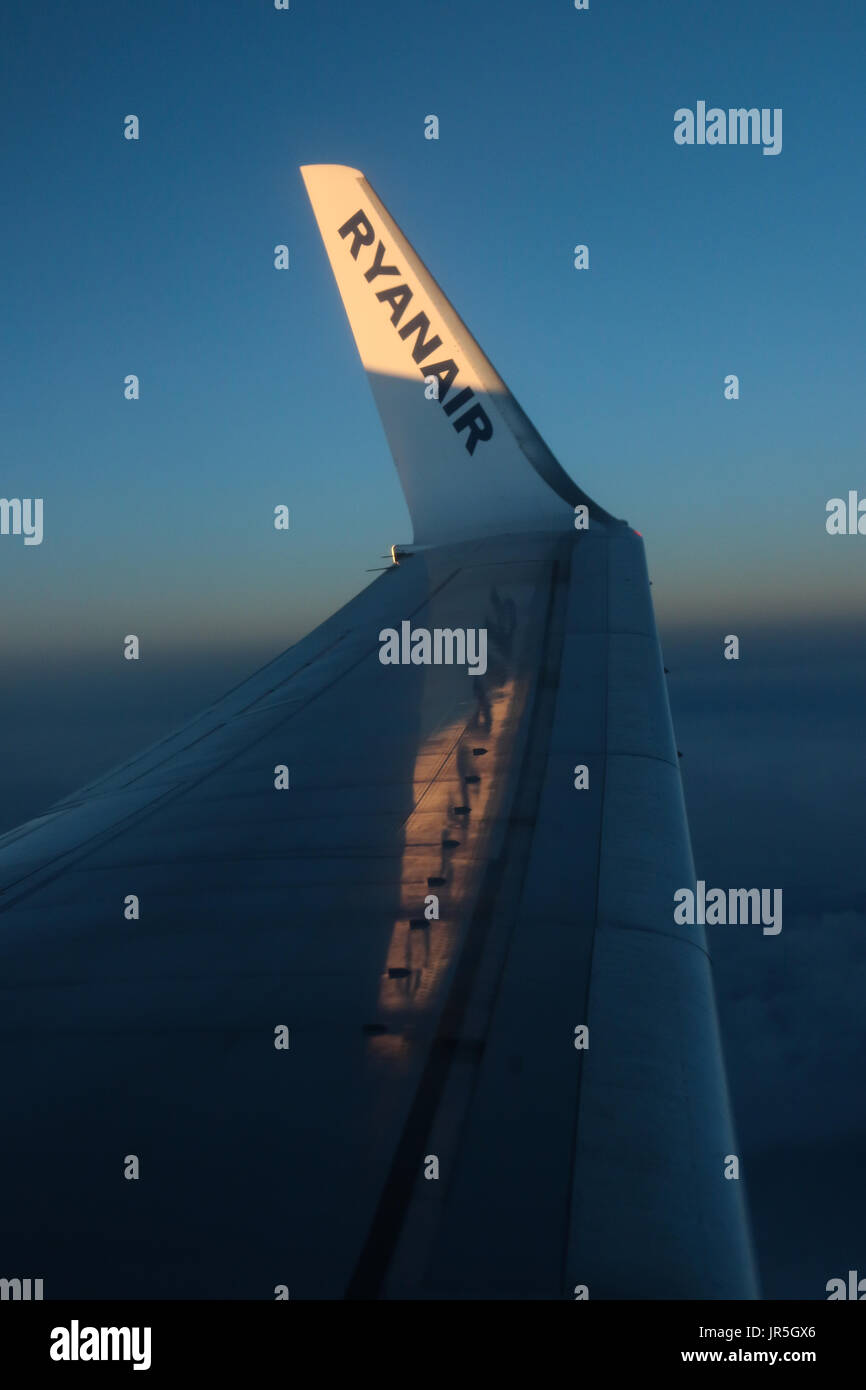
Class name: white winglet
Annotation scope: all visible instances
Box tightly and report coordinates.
[301,164,611,546]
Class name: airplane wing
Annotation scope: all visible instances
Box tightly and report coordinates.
[0,165,757,1300]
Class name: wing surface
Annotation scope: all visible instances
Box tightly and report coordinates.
[0,169,757,1299]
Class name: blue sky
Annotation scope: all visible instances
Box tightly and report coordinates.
[3,0,866,1298]
[3,0,865,663]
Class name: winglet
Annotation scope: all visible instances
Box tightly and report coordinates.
[301,164,612,546]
